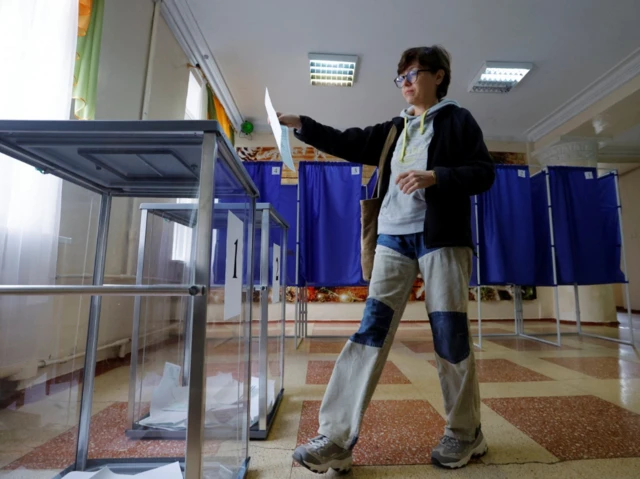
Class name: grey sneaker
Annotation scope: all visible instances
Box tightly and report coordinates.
[292,435,353,474]
[431,428,488,469]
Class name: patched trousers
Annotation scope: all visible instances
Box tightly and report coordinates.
[318,233,481,450]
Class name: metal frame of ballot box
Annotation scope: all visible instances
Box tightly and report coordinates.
[126,202,288,442]
[252,204,288,439]
[0,120,259,479]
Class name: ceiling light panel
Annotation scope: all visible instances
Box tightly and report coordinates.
[469,62,533,94]
[308,53,358,87]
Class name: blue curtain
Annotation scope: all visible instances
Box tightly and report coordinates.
[548,166,624,285]
[278,184,299,286]
[299,162,363,286]
[476,165,537,285]
[531,171,555,286]
[469,197,479,287]
[243,161,282,208]
[366,169,378,199]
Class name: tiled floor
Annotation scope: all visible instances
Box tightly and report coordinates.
[1,320,639,478]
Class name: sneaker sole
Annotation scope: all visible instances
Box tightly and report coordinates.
[292,451,353,475]
[431,437,488,470]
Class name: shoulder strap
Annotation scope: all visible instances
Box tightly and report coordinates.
[375,125,397,198]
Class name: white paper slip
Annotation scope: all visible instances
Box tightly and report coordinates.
[224,211,244,321]
[265,88,296,172]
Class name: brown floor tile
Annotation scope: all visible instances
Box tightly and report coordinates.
[306,361,411,385]
[486,337,576,351]
[574,336,634,350]
[3,402,220,470]
[470,327,518,335]
[542,357,640,380]
[296,400,447,466]
[402,340,482,354]
[483,395,640,460]
[428,359,553,383]
[309,340,347,354]
[401,340,435,353]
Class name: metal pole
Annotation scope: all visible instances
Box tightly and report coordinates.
[614,172,635,347]
[243,198,256,459]
[574,284,582,335]
[259,209,270,432]
[76,194,111,470]
[0,284,205,296]
[281,222,287,385]
[182,217,198,387]
[294,180,301,348]
[185,133,217,479]
[545,168,562,347]
[127,209,148,427]
[473,195,482,349]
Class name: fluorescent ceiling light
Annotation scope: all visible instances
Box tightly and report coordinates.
[469,61,533,93]
[308,53,358,87]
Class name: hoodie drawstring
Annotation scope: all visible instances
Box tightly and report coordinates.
[399,110,428,163]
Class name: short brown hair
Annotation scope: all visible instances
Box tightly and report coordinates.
[398,46,452,100]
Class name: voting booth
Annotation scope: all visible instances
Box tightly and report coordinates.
[0,121,258,479]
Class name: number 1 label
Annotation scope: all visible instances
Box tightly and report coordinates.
[224,211,244,321]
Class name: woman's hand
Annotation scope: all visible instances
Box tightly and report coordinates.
[276,113,302,130]
[396,170,437,194]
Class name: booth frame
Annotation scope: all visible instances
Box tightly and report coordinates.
[475,167,635,349]
[0,120,259,479]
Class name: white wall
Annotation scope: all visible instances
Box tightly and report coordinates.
[4,0,192,385]
[617,166,640,311]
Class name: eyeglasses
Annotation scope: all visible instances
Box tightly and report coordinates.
[394,69,432,88]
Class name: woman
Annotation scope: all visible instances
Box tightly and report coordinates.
[278,45,495,473]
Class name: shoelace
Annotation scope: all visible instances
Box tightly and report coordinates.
[441,435,462,450]
[309,436,330,451]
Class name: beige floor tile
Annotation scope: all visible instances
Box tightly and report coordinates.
[0,470,63,479]
[247,447,293,479]
[498,458,640,479]
[0,453,26,470]
[370,384,423,400]
[502,356,593,381]
[480,380,584,399]
[290,464,502,479]
[253,396,304,450]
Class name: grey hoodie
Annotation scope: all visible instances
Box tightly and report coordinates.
[377,99,459,235]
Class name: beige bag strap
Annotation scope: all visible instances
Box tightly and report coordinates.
[374,125,397,198]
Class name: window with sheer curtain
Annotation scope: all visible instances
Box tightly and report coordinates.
[172,71,207,262]
[0,0,78,367]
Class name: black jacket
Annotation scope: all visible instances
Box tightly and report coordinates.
[294,104,495,250]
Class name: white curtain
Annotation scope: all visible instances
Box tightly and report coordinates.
[0,0,78,370]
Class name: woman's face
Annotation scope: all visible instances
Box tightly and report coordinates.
[399,62,443,106]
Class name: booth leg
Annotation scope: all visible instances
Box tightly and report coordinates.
[185,134,217,479]
[76,194,111,470]
[127,209,148,427]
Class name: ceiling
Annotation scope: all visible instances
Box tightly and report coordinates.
[611,123,640,147]
[186,0,640,142]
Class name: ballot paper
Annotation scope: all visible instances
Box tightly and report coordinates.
[265,88,295,172]
[64,462,182,479]
[137,362,276,431]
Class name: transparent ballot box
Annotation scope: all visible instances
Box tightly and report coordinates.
[0,120,258,479]
[249,204,288,439]
[127,203,288,442]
